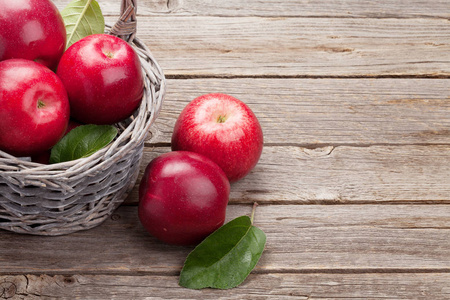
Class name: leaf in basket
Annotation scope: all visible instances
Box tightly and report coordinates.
[49,124,118,164]
[61,0,105,49]
[179,215,266,290]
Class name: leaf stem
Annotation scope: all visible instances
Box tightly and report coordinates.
[250,202,258,225]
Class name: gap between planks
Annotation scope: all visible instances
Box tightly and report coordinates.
[145,142,450,149]
[165,74,450,79]
[53,0,450,19]
[3,269,450,277]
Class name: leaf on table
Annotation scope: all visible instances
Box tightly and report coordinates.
[61,0,105,49]
[179,215,266,290]
[49,124,118,164]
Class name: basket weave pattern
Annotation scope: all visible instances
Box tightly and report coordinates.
[0,0,165,235]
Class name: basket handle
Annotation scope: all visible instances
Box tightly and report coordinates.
[109,0,138,43]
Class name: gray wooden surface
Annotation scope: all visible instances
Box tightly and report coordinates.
[1,0,449,299]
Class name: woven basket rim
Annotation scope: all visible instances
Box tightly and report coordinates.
[0,33,165,180]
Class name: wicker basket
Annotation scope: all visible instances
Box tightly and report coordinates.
[0,0,165,236]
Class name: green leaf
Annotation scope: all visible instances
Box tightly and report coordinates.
[179,216,266,289]
[49,124,117,164]
[61,0,105,49]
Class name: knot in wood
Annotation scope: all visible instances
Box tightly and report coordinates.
[111,214,121,221]
[0,282,17,299]
[63,276,76,285]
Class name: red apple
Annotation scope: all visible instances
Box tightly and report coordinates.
[0,0,66,70]
[138,151,230,246]
[56,34,144,125]
[0,59,70,157]
[31,120,82,164]
[65,119,83,133]
[171,93,264,182]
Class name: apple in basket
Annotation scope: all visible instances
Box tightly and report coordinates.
[0,59,70,157]
[138,151,230,246]
[171,93,264,182]
[0,0,66,70]
[31,120,82,164]
[57,34,144,125]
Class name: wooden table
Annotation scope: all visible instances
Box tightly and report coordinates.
[1,0,449,298]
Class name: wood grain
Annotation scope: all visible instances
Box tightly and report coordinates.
[124,145,450,204]
[1,273,449,299]
[8,2,448,298]
[146,78,450,145]
[108,16,450,77]
[53,0,450,18]
[1,205,449,274]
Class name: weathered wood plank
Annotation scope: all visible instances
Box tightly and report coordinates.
[1,205,449,274]
[146,78,450,145]
[106,16,449,77]
[125,145,450,204]
[53,0,450,18]
[1,273,449,299]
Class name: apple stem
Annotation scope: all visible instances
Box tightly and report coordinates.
[250,202,259,225]
[104,51,114,59]
[217,115,227,123]
[37,100,45,109]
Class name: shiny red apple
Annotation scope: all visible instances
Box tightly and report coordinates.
[0,0,66,70]
[171,93,264,182]
[138,151,230,246]
[56,34,144,125]
[0,59,70,157]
